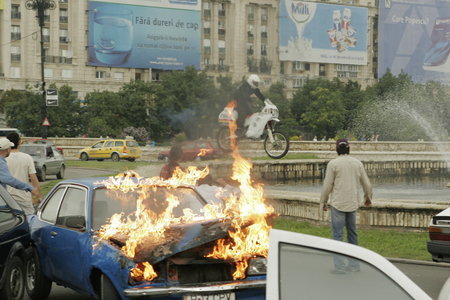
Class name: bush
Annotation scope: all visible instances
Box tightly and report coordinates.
[120,127,150,143]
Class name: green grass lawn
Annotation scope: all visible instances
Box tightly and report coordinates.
[275,218,431,261]
[65,160,156,171]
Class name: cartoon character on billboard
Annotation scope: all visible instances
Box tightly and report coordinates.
[327,7,357,52]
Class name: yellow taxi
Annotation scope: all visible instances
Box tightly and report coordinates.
[79,139,141,162]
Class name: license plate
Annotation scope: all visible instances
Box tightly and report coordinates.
[183,293,235,300]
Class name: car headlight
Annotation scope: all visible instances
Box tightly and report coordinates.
[246,257,267,276]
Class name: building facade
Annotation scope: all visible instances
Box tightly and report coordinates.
[0,0,378,99]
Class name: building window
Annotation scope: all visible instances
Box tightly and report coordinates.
[43,28,50,42]
[261,25,268,39]
[60,8,68,23]
[261,7,268,23]
[114,72,124,80]
[11,46,21,61]
[60,49,72,64]
[62,69,73,79]
[261,44,267,56]
[218,40,225,54]
[247,24,254,38]
[44,9,50,22]
[203,21,210,36]
[247,6,254,21]
[96,71,105,79]
[135,72,141,81]
[293,78,306,88]
[11,4,21,19]
[44,69,53,78]
[203,1,211,17]
[10,67,21,78]
[203,39,211,55]
[336,64,358,78]
[319,64,326,76]
[59,29,68,43]
[218,20,225,36]
[218,3,225,17]
[247,43,254,55]
[293,61,310,71]
[11,26,21,41]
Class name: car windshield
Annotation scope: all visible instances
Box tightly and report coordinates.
[20,145,45,157]
[92,186,206,230]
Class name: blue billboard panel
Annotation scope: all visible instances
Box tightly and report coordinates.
[378,0,450,83]
[88,0,200,70]
[279,0,368,65]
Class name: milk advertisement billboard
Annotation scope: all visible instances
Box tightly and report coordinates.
[379,0,450,83]
[279,0,368,65]
[88,0,200,70]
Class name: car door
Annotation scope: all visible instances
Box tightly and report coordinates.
[100,140,115,159]
[87,141,105,159]
[36,185,89,291]
[44,146,59,175]
[266,229,432,300]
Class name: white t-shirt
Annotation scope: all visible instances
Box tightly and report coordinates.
[6,151,37,215]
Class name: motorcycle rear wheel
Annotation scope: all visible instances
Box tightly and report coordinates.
[264,131,289,159]
[217,127,235,152]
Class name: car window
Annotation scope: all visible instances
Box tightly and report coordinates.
[21,145,45,157]
[277,242,413,300]
[41,187,66,223]
[92,186,206,230]
[0,196,17,233]
[126,141,139,147]
[115,141,124,147]
[104,141,114,147]
[56,187,86,230]
[46,146,54,157]
[92,142,104,149]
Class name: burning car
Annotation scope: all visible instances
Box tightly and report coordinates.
[26,163,272,299]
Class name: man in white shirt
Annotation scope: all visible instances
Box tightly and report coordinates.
[6,133,42,215]
[320,138,372,273]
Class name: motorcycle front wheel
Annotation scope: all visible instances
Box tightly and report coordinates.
[264,131,289,159]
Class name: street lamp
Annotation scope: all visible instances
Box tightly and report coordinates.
[26,0,56,139]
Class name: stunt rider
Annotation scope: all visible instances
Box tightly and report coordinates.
[234,74,266,129]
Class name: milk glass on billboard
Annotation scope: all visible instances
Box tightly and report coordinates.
[378,0,450,84]
[279,0,368,65]
[88,0,200,70]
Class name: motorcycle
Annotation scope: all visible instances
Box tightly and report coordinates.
[217,99,290,159]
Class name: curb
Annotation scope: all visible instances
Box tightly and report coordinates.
[388,257,450,267]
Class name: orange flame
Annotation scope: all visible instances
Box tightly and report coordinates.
[197,148,209,157]
[96,110,274,282]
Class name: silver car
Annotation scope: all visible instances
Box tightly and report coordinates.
[20,144,65,181]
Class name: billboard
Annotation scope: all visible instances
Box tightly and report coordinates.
[279,0,368,65]
[378,0,450,83]
[88,0,200,70]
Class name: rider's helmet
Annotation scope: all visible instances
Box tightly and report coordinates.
[247,74,261,89]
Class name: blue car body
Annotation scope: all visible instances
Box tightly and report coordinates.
[29,177,266,299]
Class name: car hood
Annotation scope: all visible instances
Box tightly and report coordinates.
[435,207,450,218]
[109,218,233,264]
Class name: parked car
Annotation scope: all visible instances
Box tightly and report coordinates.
[20,144,65,182]
[266,229,450,300]
[79,139,141,162]
[26,177,266,300]
[27,139,64,154]
[0,185,30,300]
[158,140,224,162]
[427,207,450,263]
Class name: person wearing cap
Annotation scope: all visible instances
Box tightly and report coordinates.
[6,133,42,214]
[320,138,372,273]
[0,137,39,202]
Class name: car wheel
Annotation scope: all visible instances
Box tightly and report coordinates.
[111,153,120,162]
[38,167,46,182]
[56,165,65,179]
[25,248,52,300]
[98,274,120,300]
[0,255,25,300]
[80,152,89,161]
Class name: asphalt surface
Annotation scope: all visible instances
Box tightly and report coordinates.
[29,167,450,300]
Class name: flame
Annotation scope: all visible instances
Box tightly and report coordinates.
[197,148,209,157]
[96,107,274,282]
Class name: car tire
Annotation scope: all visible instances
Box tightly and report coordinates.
[25,248,52,300]
[111,153,120,162]
[38,167,46,182]
[56,165,65,179]
[0,255,25,300]
[98,274,120,300]
[80,152,89,161]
